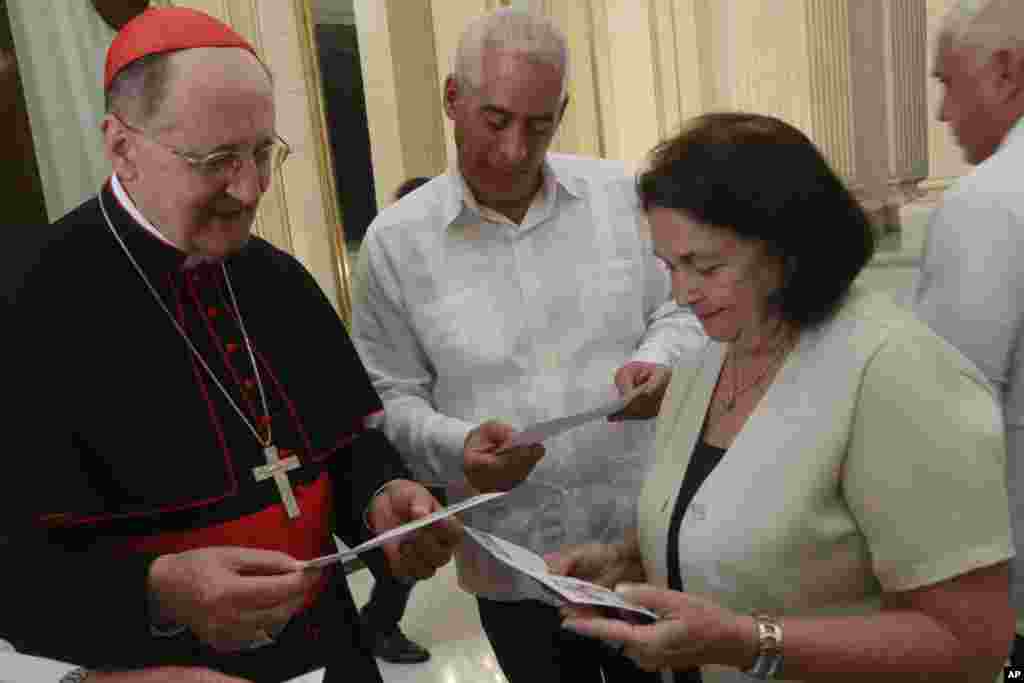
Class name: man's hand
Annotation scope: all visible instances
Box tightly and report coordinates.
[87,667,250,682]
[147,547,321,653]
[608,362,672,422]
[463,420,546,492]
[367,480,461,581]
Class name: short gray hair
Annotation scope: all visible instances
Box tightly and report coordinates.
[940,0,1024,65]
[453,9,569,102]
[105,52,176,127]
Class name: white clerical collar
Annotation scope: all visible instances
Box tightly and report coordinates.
[110,174,178,249]
[111,174,211,269]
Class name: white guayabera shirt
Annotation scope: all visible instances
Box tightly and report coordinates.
[352,154,706,597]
[912,117,1024,634]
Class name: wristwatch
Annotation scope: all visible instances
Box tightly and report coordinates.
[742,613,783,679]
[59,667,90,683]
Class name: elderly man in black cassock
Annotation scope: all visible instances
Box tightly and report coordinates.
[2,7,459,683]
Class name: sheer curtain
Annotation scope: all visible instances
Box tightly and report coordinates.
[6,1,113,221]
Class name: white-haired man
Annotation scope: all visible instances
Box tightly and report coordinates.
[912,0,1024,666]
[351,9,705,683]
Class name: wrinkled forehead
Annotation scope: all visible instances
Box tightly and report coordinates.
[158,48,274,131]
[472,50,565,111]
[167,47,271,93]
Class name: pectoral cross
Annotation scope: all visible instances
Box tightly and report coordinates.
[253,445,301,519]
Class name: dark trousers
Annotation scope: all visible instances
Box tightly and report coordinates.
[1012,635,1024,669]
[359,485,447,634]
[360,559,415,634]
[477,597,664,683]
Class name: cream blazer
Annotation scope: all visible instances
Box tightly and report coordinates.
[637,287,1013,682]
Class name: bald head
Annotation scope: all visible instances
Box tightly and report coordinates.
[157,48,273,133]
[106,47,272,131]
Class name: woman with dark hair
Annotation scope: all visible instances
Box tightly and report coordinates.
[549,113,1013,681]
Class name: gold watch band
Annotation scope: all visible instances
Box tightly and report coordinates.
[743,613,783,679]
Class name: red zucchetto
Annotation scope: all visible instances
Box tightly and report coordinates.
[103,7,256,90]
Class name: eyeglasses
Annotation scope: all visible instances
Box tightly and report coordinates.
[113,113,291,180]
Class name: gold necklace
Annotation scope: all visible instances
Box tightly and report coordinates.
[722,334,794,413]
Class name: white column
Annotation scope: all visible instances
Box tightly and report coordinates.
[885,0,930,201]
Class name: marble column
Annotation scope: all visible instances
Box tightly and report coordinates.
[885,0,931,202]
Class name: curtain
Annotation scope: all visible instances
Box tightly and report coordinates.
[6,0,113,221]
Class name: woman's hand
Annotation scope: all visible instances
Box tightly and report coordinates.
[544,533,646,589]
[561,584,756,673]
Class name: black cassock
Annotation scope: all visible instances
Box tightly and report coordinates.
[3,181,408,682]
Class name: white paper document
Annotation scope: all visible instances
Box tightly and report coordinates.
[301,492,507,570]
[500,395,630,451]
[462,526,659,622]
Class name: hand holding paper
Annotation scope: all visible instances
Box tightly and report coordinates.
[462,526,658,623]
[499,396,629,452]
[562,583,751,673]
[364,479,461,580]
[464,420,546,492]
[608,362,672,422]
[301,492,507,571]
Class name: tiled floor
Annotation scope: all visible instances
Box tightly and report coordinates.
[289,562,509,683]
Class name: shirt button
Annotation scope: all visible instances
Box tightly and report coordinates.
[207,306,219,318]
[226,342,240,354]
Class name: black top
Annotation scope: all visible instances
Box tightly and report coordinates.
[3,183,408,682]
[667,437,729,683]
